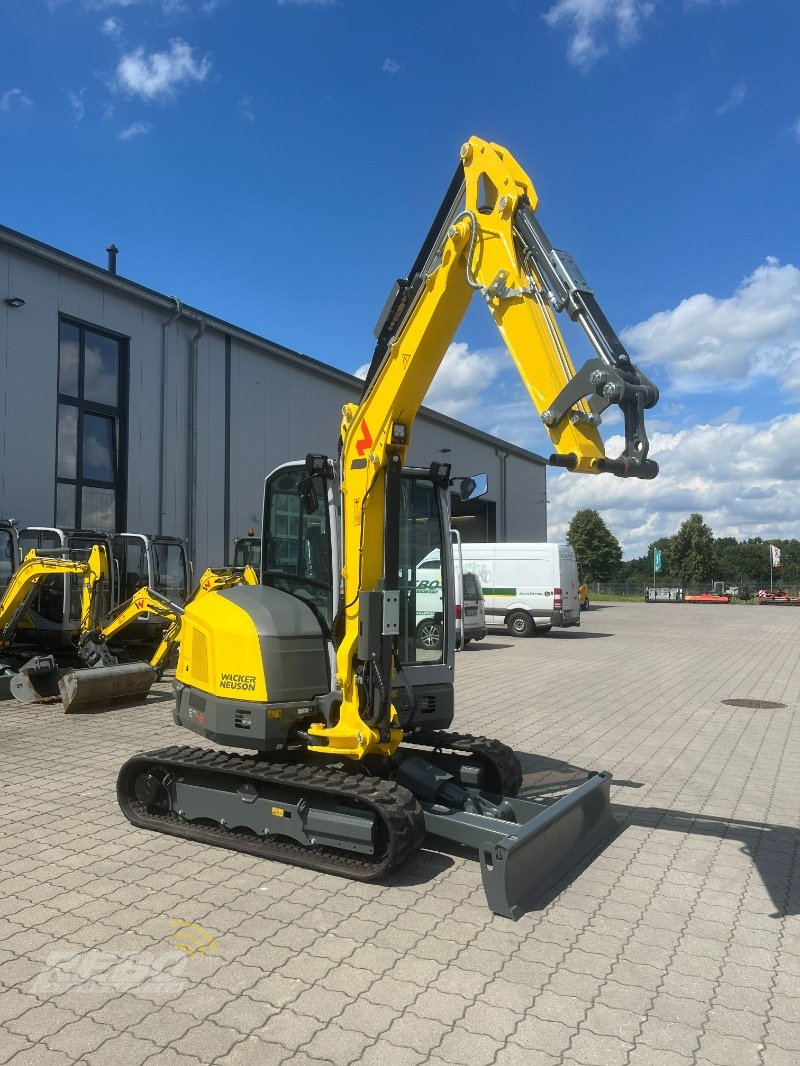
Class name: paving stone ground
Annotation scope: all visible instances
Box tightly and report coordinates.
[1,602,798,1066]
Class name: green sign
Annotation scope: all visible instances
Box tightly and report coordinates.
[654,548,663,573]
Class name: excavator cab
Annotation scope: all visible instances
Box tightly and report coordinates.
[16,527,115,642]
[110,534,190,645]
[111,534,189,606]
[0,521,20,595]
[260,459,457,732]
[233,536,261,572]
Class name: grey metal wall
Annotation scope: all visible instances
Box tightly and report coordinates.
[0,236,547,572]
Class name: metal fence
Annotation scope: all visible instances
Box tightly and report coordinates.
[590,582,772,598]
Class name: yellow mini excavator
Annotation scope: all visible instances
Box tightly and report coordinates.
[116,137,659,918]
[60,565,259,712]
[0,544,150,706]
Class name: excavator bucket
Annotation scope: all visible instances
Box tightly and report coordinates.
[58,663,156,713]
[10,656,66,704]
[418,770,615,920]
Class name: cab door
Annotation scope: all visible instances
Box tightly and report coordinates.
[18,527,68,632]
[261,461,338,637]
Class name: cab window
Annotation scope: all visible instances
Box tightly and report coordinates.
[263,468,332,631]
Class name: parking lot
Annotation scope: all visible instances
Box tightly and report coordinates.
[1,602,799,1066]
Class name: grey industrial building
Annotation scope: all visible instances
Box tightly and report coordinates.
[0,224,547,571]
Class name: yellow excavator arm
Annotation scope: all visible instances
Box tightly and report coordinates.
[84,588,184,672]
[0,545,107,649]
[78,565,259,673]
[63,564,260,712]
[308,136,659,760]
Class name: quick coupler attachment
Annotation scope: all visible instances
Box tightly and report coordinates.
[396,755,615,920]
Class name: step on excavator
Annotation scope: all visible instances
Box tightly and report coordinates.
[116,137,659,919]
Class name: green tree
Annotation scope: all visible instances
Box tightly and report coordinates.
[671,513,715,583]
[566,509,622,581]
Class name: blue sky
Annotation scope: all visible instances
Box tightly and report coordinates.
[3,0,799,555]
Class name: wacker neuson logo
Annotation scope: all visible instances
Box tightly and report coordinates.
[220,672,257,691]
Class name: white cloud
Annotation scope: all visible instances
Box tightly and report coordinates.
[114,39,211,101]
[101,15,123,37]
[547,413,800,557]
[355,342,503,420]
[544,0,656,67]
[237,95,255,121]
[382,58,401,75]
[69,88,87,122]
[163,0,190,12]
[622,258,800,394]
[0,88,33,112]
[118,120,152,139]
[86,0,139,8]
[710,405,742,424]
[716,82,746,115]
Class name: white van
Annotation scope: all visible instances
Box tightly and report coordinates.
[456,543,581,636]
[413,557,486,650]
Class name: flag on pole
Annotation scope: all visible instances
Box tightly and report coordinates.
[771,544,781,568]
[654,548,663,574]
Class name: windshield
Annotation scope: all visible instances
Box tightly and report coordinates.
[234,539,261,571]
[19,529,65,623]
[263,468,332,631]
[68,536,111,621]
[398,477,446,667]
[113,535,147,601]
[153,542,188,604]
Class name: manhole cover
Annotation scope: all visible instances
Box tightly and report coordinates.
[722,698,786,709]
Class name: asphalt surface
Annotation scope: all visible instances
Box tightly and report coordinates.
[1,602,798,1065]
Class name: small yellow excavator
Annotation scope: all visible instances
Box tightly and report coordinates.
[116,137,659,918]
[0,545,112,703]
[0,543,183,711]
[60,565,259,712]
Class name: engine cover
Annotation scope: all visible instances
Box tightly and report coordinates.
[176,585,329,704]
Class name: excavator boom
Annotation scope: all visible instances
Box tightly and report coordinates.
[318,135,659,760]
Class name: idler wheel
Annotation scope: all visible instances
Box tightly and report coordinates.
[134,772,161,805]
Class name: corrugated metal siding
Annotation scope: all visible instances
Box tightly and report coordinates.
[0,239,547,571]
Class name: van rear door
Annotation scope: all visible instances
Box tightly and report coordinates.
[558,545,581,626]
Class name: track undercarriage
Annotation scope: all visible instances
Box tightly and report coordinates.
[118,731,615,919]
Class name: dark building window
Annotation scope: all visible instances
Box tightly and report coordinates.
[56,319,127,532]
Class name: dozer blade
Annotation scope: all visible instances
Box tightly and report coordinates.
[480,771,615,920]
[58,663,156,713]
[10,656,65,704]
[421,770,615,920]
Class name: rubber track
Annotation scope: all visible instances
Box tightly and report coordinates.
[406,731,523,796]
[117,745,425,881]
